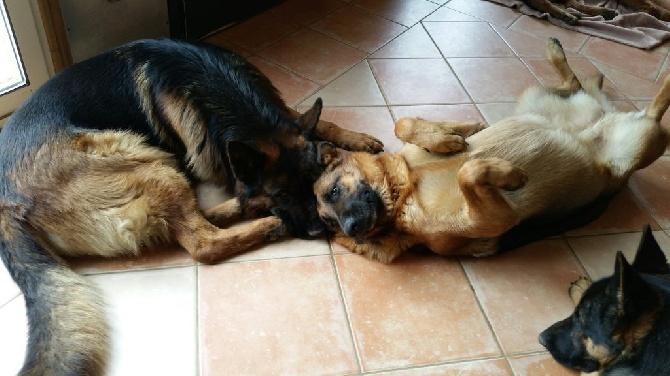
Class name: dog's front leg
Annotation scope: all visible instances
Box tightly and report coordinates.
[180,216,287,264]
[456,158,527,238]
[204,196,274,227]
[394,118,486,153]
[288,108,384,153]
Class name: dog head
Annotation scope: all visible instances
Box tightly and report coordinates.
[312,143,388,243]
[539,226,667,373]
[226,98,327,238]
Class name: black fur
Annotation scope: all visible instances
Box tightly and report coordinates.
[0,38,330,375]
[539,227,670,375]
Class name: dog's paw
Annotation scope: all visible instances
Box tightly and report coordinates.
[346,133,384,153]
[568,276,592,305]
[264,221,288,242]
[485,159,528,191]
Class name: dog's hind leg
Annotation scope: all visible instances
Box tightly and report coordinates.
[394,117,486,153]
[454,158,528,238]
[546,37,583,96]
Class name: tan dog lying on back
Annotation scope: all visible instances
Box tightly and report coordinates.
[313,38,670,264]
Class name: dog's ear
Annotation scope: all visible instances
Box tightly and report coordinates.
[613,251,660,318]
[317,141,340,167]
[226,141,267,185]
[632,224,670,274]
[297,98,323,135]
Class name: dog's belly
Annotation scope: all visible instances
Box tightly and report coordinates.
[467,121,609,219]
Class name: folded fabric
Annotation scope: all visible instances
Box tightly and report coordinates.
[485,0,670,49]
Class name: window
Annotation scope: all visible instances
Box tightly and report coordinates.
[0,0,49,121]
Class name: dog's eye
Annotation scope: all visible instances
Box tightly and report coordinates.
[331,186,339,197]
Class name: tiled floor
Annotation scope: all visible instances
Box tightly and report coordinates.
[2,0,670,374]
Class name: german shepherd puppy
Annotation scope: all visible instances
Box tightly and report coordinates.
[539,225,670,375]
[313,38,670,264]
[0,38,381,375]
[522,0,670,25]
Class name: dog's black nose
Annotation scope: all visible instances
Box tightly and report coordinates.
[343,216,366,238]
[538,331,549,348]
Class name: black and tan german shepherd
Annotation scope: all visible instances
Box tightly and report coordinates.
[539,225,670,375]
[0,38,381,375]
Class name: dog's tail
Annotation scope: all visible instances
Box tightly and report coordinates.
[647,74,670,122]
[0,217,108,375]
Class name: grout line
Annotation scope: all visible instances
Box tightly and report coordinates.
[0,292,21,311]
[329,251,364,373]
[456,259,509,360]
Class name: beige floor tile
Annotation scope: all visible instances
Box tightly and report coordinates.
[629,157,670,228]
[89,267,197,376]
[445,0,521,27]
[0,296,27,376]
[248,56,320,108]
[0,263,19,307]
[335,253,500,372]
[198,256,357,375]
[449,57,537,102]
[425,21,514,58]
[508,353,579,376]
[370,58,471,105]
[567,230,670,280]
[352,0,439,27]
[369,358,512,375]
[462,240,584,355]
[303,60,386,106]
[371,25,442,59]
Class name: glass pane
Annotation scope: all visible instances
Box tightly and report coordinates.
[0,1,25,96]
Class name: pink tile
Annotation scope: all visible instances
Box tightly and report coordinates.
[259,28,368,84]
[445,0,521,27]
[247,56,320,107]
[370,59,471,105]
[581,37,665,81]
[297,106,403,152]
[629,157,670,228]
[509,353,579,376]
[371,25,442,58]
[424,6,480,22]
[491,24,580,58]
[508,16,589,52]
[335,253,500,371]
[218,11,301,52]
[202,35,253,58]
[449,57,537,102]
[268,0,345,25]
[370,358,512,375]
[390,104,484,124]
[564,188,660,237]
[310,6,407,52]
[567,231,670,280]
[302,60,385,106]
[352,0,440,27]
[424,22,515,58]
[199,257,357,375]
[461,239,584,355]
[592,60,664,100]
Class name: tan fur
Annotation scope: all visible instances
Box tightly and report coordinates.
[314,38,670,263]
[17,130,287,264]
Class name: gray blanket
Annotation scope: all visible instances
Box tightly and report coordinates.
[485,0,670,49]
